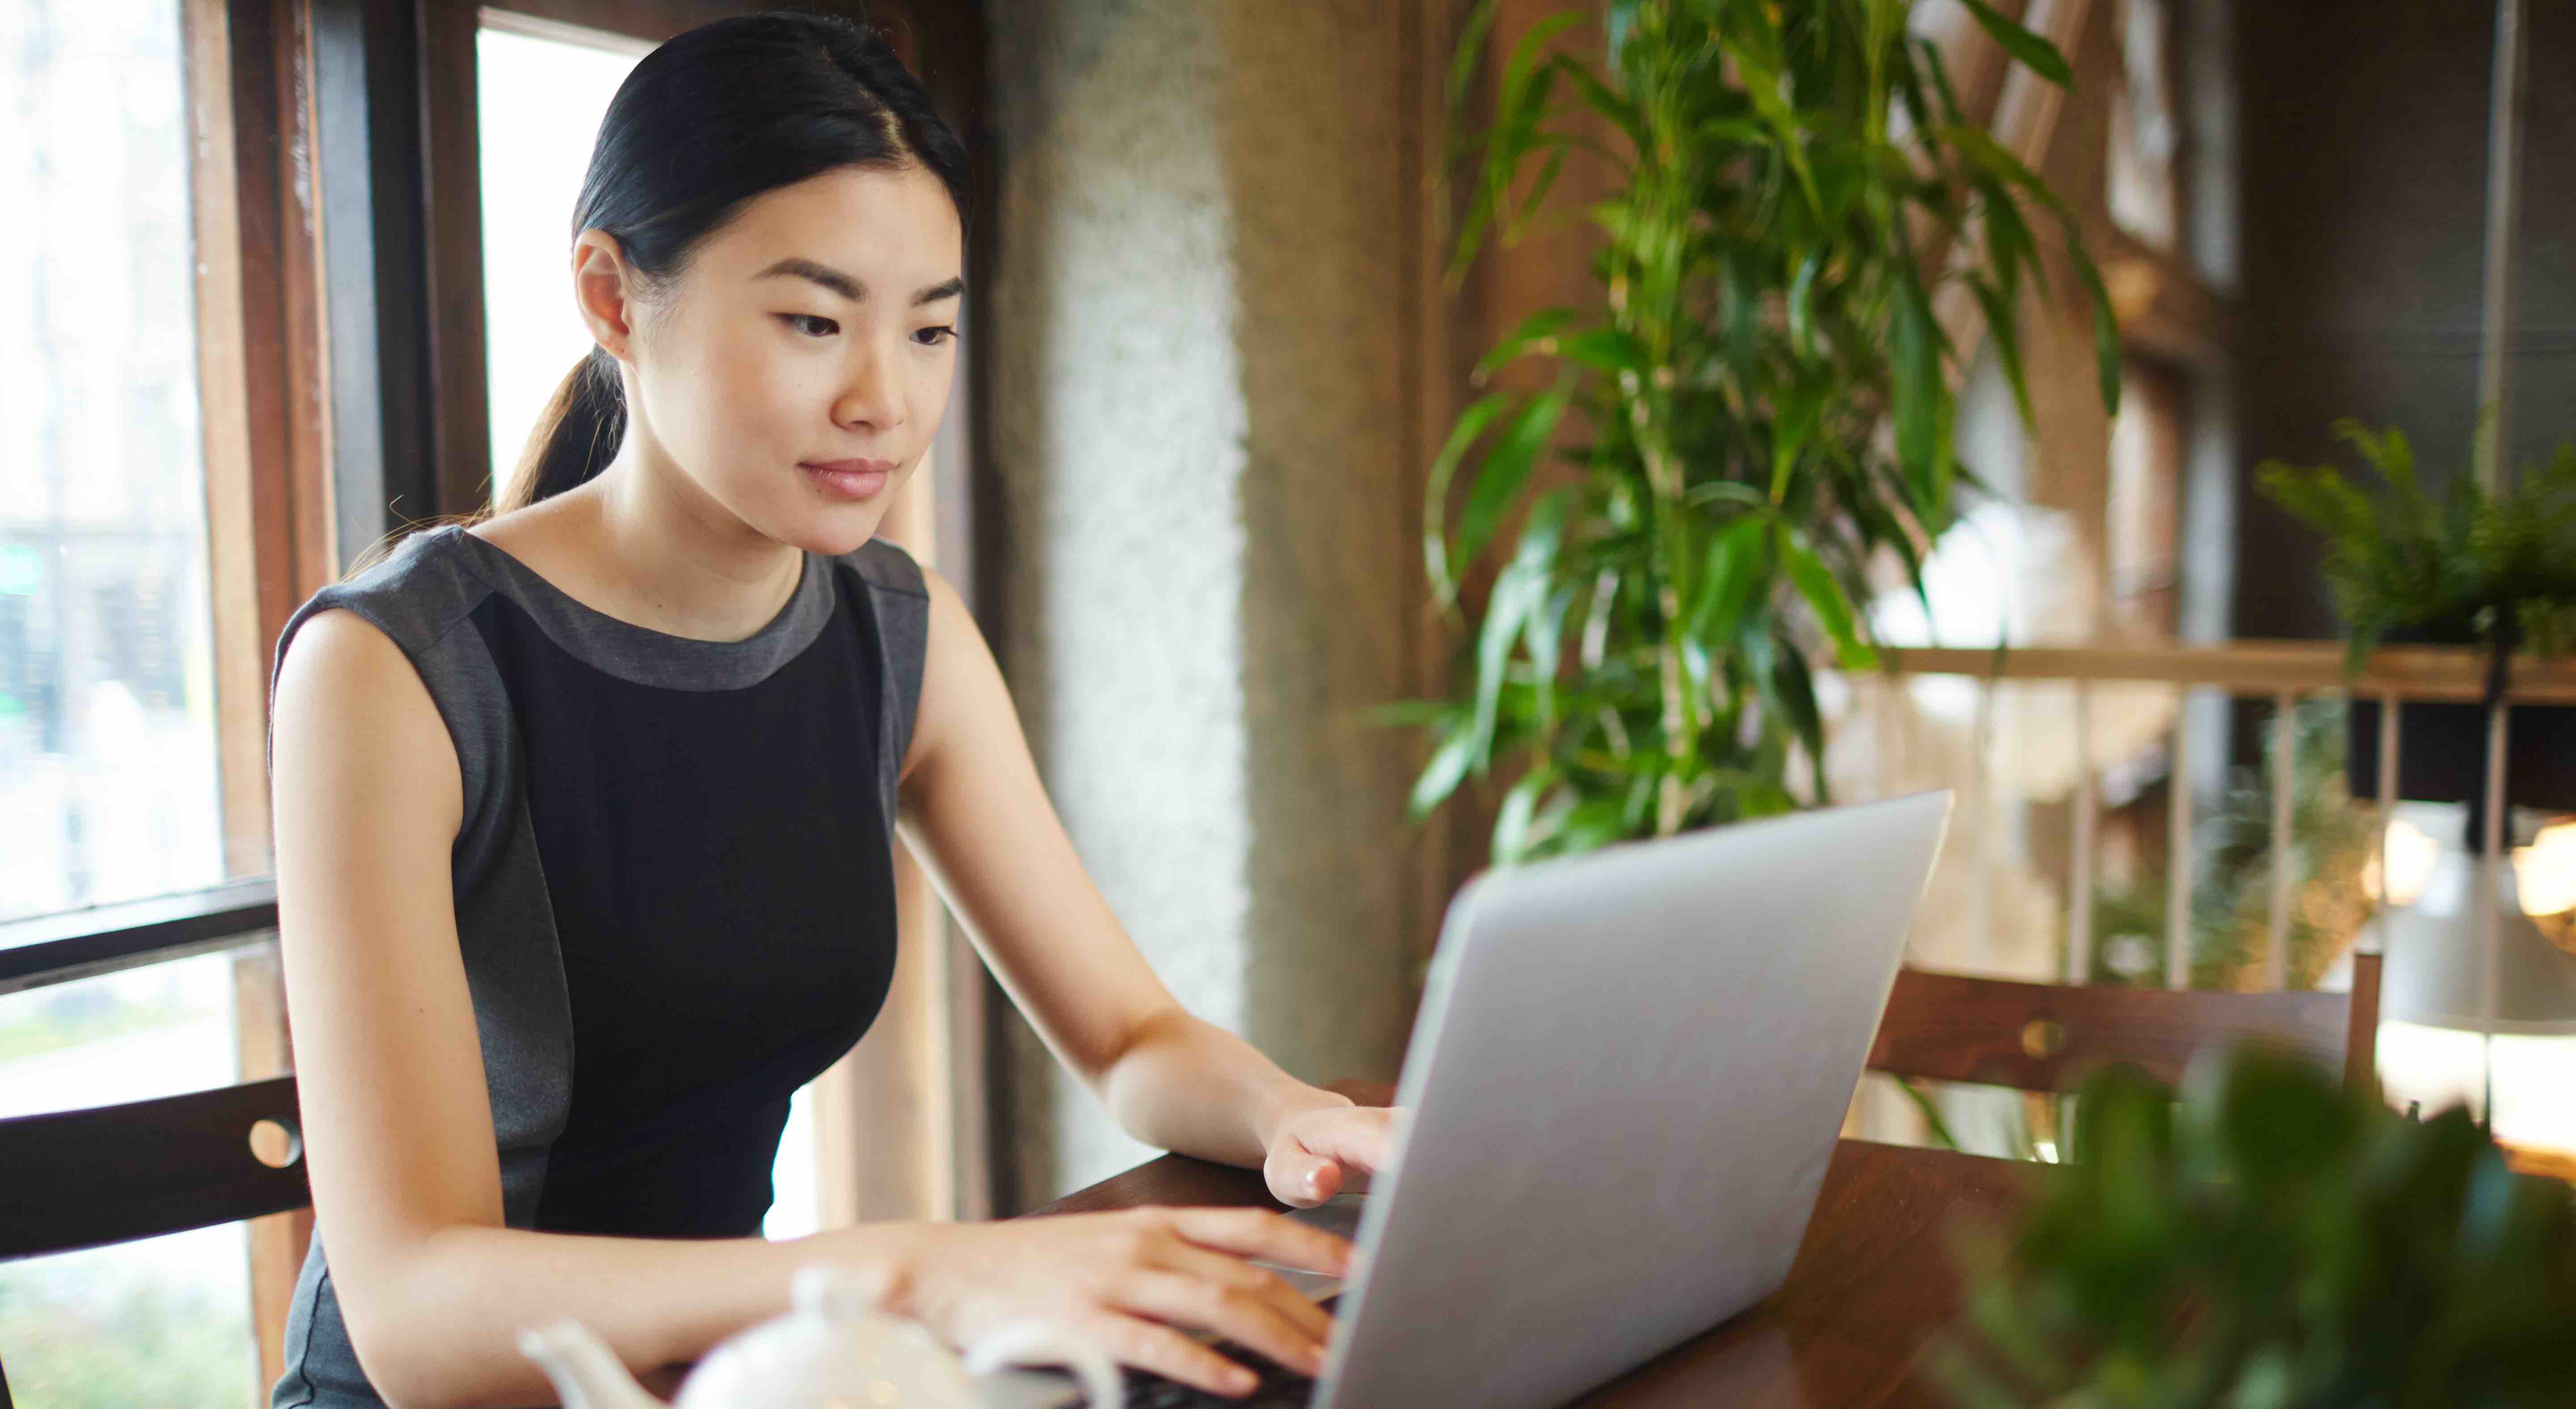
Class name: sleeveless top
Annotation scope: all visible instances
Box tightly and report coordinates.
[263,523,930,1409]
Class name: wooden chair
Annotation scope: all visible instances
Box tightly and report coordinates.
[1866,953,2384,1095]
[0,1075,309,1406]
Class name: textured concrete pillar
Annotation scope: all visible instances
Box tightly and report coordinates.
[987,0,1421,1202]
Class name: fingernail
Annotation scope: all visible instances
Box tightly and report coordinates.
[1228,1367,1258,1393]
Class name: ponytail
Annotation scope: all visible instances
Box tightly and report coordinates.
[340,346,625,577]
[497,345,627,513]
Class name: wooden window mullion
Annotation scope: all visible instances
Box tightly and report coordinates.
[187,0,339,1386]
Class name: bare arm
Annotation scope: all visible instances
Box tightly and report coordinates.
[273,608,1343,1408]
[894,571,1392,1201]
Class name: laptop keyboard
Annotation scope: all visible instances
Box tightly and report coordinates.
[1082,1292,1338,1409]
[1104,1346,1316,1409]
[1078,1200,1356,1408]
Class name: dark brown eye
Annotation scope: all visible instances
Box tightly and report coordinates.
[780,313,838,337]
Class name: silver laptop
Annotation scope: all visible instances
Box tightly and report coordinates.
[992,790,1952,1408]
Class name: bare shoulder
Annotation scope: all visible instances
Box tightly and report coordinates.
[915,563,995,684]
[271,607,462,832]
[275,607,429,717]
[919,561,969,619]
[901,563,1011,785]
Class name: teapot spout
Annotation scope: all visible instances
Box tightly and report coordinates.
[518,1320,670,1409]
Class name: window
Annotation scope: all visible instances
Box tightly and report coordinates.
[0,0,229,925]
[477,14,648,488]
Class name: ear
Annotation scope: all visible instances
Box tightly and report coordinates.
[571,229,643,363]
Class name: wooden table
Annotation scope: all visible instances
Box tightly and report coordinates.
[1028,1138,2037,1407]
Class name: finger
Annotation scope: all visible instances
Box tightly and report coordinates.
[1113,1270,1329,1379]
[1144,1240,1333,1346]
[1297,1107,1398,1176]
[1163,1206,1352,1276]
[1266,1144,1341,1208]
[1078,1310,1264,1398]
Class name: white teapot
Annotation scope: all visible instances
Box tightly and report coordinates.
[520,1265,1124,1409]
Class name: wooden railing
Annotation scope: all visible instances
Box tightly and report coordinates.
[1864,639,2558,1006]
[1880,640,2576,704]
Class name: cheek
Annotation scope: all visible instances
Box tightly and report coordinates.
[911,357,958,429]
[671,326,813,471]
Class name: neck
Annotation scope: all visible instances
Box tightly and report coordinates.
[566,442,805,642]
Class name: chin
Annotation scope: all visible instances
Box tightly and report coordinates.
[766,502,891,559]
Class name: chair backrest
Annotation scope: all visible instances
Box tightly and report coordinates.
[0,1075,310,1405]
[1866,953,2383,1093]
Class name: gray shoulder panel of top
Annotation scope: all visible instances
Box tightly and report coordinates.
[266,527,519,885]
[837,537,930,819]
[842,535,931,599]
[269,526,491,691]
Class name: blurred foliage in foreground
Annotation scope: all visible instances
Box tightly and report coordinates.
[1933,1047,2576,1407]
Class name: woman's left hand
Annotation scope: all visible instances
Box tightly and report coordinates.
[1263,1102,1399,1208]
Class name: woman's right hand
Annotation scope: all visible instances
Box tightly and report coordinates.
[828,1206,1350,1398]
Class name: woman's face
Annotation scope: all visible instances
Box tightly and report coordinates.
[584,163,963,556]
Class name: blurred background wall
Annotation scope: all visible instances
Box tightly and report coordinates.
[982,0,1436,1205]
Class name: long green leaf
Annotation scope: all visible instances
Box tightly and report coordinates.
[1472,565,1543,769]
[1472,307,1585,383]
[1942,124,2072,223]
[1524,578,1576,731]
[1787,249,1823,355]
[1980,178,2038,307]
[1497,10,1585,134]
[1471,492,1568,767]
[1915,35,1969,127]
[1888,271,1944,494]
[1424,391,1517,607]
[1971,277,2035,432]
[1555,52,1645,153]
[1455,388,1572,580]
[1689,515,1771,644]
[1445,0,1500,115]
[1510,142,1570,238]
[1555,326,1647,374]
[1769,630,1831,802]
[2067,228,2125,415]
[1770,380,1826,501]
[1784,528,1877,670]
[1408,725,1478,819]
[1957,0,2072,88]
[1492,765,1555,863]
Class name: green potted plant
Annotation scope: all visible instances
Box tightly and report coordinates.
[1402,0,2120,863]
[2256,422,2576,812]
[1931,1047,2576,1405]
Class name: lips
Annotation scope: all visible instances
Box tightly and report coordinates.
[800,457,894,501]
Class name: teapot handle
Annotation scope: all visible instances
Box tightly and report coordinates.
[963,1319,1124,1409]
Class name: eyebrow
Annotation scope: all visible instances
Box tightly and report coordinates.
[753,258,964,307]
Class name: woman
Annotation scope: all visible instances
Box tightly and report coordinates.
[266,12,1393,1407]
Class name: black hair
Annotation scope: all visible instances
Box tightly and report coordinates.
[496,8,969,513]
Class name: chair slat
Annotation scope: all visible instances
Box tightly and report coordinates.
[1867,968,2351,1092]
[0,1076,308,1261]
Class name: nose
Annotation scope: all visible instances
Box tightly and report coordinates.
[830,334,906,436]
